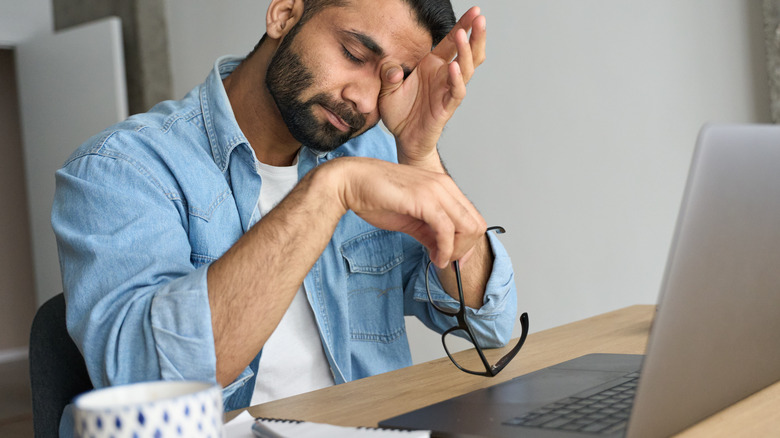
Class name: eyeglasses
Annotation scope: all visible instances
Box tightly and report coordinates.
[425,226,529,377]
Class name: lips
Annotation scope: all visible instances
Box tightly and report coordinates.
[322,106,352,132]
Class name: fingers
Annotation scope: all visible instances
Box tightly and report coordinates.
[452,29,474,84]
[439,175,487,263]
[379,62,404,99]
[431,7,486,88]
[432,6,482,61]
[443,40,467,111]
[469,14,487,69]
[461,14,486,84]
[337,158,486,268]
[385,171,483,268]
[419,173,486,268]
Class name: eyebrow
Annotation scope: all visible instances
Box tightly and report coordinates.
[343,30,413,78]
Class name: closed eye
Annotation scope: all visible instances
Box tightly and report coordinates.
[342,45,365,65]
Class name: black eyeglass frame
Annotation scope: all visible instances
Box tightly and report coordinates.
[425,226,529,377]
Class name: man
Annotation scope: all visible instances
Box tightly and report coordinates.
[52,0,517,433]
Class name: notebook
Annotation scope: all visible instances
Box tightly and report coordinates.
[251,417,430,437]
[379,124,780,437]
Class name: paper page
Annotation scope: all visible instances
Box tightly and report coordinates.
[224,410,256,438]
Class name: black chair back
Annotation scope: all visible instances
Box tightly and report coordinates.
[29,293,93,437]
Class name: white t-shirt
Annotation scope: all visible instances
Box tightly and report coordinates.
[250,158,335,406]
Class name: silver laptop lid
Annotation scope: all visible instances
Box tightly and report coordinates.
[627,124,780,437]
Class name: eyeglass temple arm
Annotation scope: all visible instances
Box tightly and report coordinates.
[492,312,530,373]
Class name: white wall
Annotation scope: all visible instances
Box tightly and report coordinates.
[165,0,771,364]
[165,0,266,99]
[0,0,52,46]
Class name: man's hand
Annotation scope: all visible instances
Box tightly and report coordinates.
[378,6,487,170]
[328,157,486,268]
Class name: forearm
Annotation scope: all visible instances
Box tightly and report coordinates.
[207,162,346,385]
[436,234,493,309]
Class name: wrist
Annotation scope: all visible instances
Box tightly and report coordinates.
[397,146,446,173]
[309,159,351,219]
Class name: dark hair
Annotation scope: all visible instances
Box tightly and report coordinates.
[400,0,456,47]
[247,0,456,57]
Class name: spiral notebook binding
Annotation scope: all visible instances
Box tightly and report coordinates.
[256,417,302,424]
[252,416,430,437]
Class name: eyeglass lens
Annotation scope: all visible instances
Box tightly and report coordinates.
[443,329,489,374]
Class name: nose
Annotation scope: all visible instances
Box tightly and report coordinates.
[342,73,380,115]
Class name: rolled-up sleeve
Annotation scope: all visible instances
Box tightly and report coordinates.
[404,230,518,348]
[52,148,218,389]
[149,269,216,381]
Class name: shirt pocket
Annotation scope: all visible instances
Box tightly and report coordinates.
[340,229,406,343]
[186,187,243,269]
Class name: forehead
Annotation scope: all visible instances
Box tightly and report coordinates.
[309,0,433,66]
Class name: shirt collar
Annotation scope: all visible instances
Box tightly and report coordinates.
[201,56,332,173]
[200,55,251,172]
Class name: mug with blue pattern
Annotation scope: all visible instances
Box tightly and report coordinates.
[73,380,223,438]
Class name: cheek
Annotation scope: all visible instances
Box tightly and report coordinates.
[296,56,337,101]
[308,53,330,85]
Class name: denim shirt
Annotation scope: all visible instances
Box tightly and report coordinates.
[52,56,517,435]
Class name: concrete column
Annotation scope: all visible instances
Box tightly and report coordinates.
[764,0,780,123]
[52,0,172,114]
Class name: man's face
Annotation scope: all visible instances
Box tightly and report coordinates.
[265,0,433,153]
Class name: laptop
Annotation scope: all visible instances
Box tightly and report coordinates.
[380,124,780,437]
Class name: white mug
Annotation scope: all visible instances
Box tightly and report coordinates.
[73,380,223,438]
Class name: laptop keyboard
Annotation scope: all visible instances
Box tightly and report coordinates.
[503,372,640,434]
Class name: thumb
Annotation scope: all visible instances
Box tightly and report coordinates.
[379,62,404,98]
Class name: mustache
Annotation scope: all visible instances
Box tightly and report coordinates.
[309,93,366,131]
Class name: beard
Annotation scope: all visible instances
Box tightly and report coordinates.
[265,26,370,153]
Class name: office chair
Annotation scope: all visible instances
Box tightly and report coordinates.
[29,293,93,437]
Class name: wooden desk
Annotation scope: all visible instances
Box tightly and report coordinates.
[237,305,780,436]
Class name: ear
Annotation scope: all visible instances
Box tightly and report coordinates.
[266,0,305,40]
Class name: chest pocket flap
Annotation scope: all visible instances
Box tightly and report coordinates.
[340,229,404,274]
